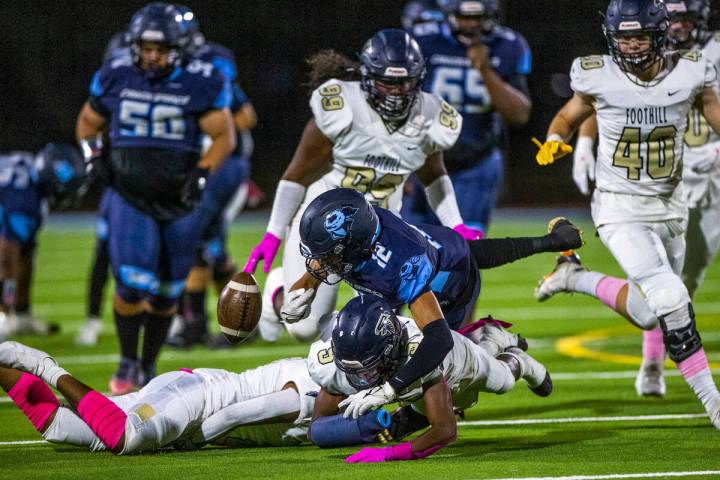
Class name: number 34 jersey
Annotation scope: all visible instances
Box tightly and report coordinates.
[306,79,462,214]
[570,53,718,225]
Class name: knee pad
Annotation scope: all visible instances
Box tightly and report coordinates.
[626,283,658,329]
[658,304,703,362]
[285,316,321,343]
[641,273,691,317]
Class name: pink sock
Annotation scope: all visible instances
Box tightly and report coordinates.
[595,276,627,310]
[642,327,665,362]
[7,373,59,432]
[678,349,710,379]
[76,390,127,450]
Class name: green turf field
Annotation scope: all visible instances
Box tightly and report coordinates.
[1,212,718,480]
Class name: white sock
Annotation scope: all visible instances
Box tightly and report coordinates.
[686,369,720,413]
[572,271,605,296]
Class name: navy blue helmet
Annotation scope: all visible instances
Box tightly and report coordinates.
[127,2,190,74]
[603,0,669,77]
[299,189,380,285]
[401,0,445,31]
[332,295,405,390]
[665,0,710,49]
[103,30,130,61]
[175,4,205,53]
[35,143,88,209]
[359,29,426,122]
[439,0,499,42]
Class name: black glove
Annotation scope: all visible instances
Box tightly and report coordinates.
[81,137,111,187]
[181,167,209,207]
[545,217,583,251]
[388,405,430,441]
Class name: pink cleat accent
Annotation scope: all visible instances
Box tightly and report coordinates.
[109,377,137,396]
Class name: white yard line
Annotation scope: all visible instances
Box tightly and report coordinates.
[458,413,706,427]
[478,471,720,480]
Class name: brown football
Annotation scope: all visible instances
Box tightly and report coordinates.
[217,272,262,344]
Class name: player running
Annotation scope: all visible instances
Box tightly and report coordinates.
[307,295,551,462]
[0,145,87,338]
[533,0,720,428]
[402,0,532,235]
[286,187,580,414]
[0,341,316,453]
[75,3,235,393]
[244,28,483,344]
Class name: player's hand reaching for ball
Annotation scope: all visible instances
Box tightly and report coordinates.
[243,232,282,274]
[339,382,396,419]
[280,288,315,323]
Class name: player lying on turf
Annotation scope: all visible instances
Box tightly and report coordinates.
[307,295,552,463]
[286,188,580,416]
[0,341,319,454]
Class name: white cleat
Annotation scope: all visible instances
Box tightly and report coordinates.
[0,341,67,387]
[75,318,103,347]
[258,267,285,343]
[534,251,585,302]
[469,321,528,356]
[503,347,553,397]
[6,314,59,336]
[635,359,666,397]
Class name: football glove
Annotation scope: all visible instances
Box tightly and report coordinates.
[339,382,396,419]
[280,288,314,323]
[572,136,596,195]
[243,232,282,274]
[546,217,583,251]
[80,136,111,187]
[180,167,208,207]
[532,137,573,166]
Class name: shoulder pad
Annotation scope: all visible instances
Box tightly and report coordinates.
[186,59,220,79]
[570,55,607,96]
[412,22,441,37]
[423,94,462,152]
[109,55,133,70]
[493,26,517,41]
[310,79,354,142]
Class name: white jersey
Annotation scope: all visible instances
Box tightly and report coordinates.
[683,33,720,207]
[299,79,461,217]
[570,53,717,225]
[307,317,498,413]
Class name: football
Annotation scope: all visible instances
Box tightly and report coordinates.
[216,272,262,344]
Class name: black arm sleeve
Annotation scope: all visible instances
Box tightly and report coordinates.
[388,320,453,393]
[467,235,566,269]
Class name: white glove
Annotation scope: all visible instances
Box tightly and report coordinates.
[280,288,314,323]
[338,382,396,419]
[572,136,596,196]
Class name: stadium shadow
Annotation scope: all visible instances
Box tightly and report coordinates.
[474,397,690,419]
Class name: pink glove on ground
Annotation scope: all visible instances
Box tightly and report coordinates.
[345,442,414,463]
[243,232,282,273]
[453,224,485,241]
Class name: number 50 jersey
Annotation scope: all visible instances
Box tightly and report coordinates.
[570,53,718,225]
[305,79,462,214]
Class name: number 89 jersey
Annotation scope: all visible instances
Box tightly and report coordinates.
[307,79,461,213]
[570,53,718,224]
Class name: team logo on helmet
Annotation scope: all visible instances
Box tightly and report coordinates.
[324,206,358,240]
[375,312,397,336]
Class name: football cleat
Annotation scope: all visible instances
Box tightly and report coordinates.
[534,250,585,302]
[506,346,553,397]
[6,314,60,336]
[462,318,528,356]
[75,317,103,347]
[109,357,139,395]
[634,359,666,397]
[258,267,285,343]
[0,341,67,387]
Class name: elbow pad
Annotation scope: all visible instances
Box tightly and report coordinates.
[309,409,391,447]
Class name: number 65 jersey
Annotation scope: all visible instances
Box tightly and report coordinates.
[570,53,718,226]
[304,79,462,215]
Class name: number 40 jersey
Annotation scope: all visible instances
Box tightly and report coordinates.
[304,79,462,214]
[570,53,718,226]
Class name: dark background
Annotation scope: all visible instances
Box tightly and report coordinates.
[1,1,717,206]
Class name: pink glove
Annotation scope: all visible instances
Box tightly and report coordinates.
[243,232,282,274]
[453,224,484,241]
[345,443,414,463]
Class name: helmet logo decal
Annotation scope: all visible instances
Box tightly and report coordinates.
[400,255,423,282]
[384,67,409,77]
[619,21,643,30]
[459,1,486,15]
[140,30,166,41]
[324,207,358,240]
[375,312,397,336]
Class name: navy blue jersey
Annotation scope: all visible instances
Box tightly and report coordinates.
[193,41,252,157]
[88,56,231,220]
[346,208,475,313]
[0,153,44,245]
[416,24,531,170]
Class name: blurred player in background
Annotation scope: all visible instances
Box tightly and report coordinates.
[0,145,87,339]
[0,340,317,453]
[566,0,720,399]
[244,29,483,344]
[74,2,235,394]
[533,0,720,428]
[308,295,551,462]
[401,0,532,237]
[165,5,258,349]
[401,0,445,37]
